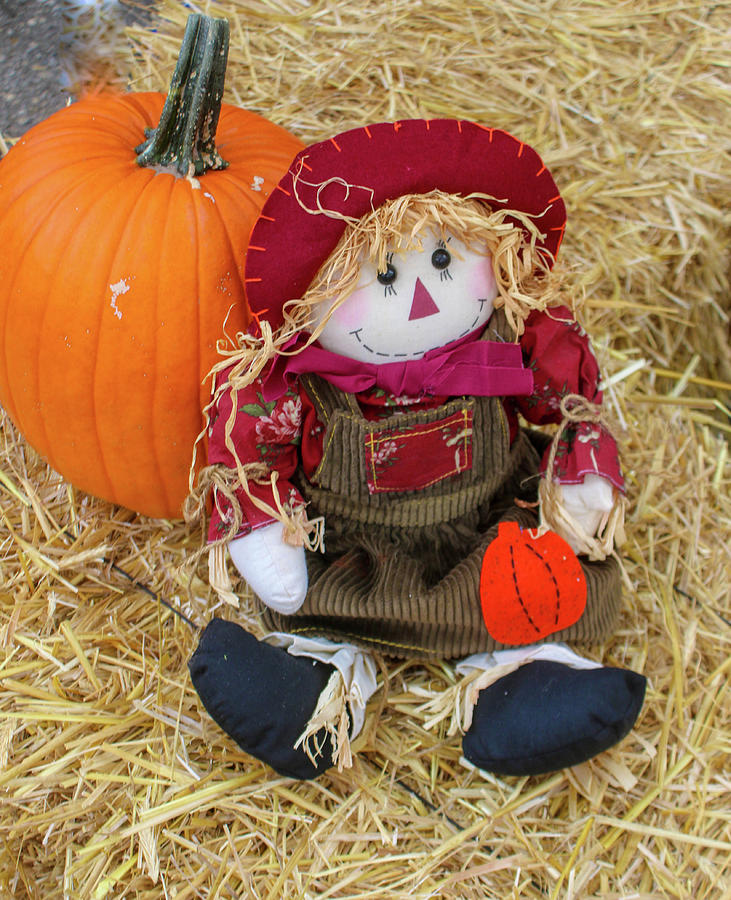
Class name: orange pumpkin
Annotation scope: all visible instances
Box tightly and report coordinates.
[0,15,303,518]
[480,521,587,645]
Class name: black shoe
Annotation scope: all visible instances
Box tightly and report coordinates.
[189,618,337,779]
[462,660,646,776]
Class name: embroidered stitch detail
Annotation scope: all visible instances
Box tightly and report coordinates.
[509,544,541,635]
[287,626,435,655]
[525,542,562,624]
[302,378,337,482]
[364,408,474,494]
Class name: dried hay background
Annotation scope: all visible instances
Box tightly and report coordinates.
[1,0,730,897]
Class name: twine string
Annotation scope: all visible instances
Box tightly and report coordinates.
[544,393,604,482]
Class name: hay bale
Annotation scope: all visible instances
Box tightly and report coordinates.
[1,1,728,897]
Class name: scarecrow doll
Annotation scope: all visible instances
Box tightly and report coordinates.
[186,120,646,780]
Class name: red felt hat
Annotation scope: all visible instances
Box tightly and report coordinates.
[245,119,566,328]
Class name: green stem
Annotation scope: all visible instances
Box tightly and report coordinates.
[135,13,229,176]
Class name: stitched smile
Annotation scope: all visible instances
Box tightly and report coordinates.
[349,306,485,359]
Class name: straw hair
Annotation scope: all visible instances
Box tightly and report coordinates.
[298,189,563,337]
[1,0,729,897]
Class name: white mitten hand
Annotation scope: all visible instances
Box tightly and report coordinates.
[554,474,615,553]
[228,522,308,615]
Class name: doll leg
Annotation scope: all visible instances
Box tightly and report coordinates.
[458,644,646,776]
[189,619,377,779]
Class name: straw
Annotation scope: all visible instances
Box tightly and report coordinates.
[1,0,729,897]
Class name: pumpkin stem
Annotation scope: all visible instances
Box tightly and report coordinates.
[135,14,229,176]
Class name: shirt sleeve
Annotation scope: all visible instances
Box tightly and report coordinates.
[205,368,304,542]
[516,306,624,491]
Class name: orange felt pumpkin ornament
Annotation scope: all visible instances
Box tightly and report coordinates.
[0,14,303,518]
[480,521,587,645]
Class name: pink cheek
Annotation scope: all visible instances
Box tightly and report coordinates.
[467,257,496,299]
[332,286,373,330]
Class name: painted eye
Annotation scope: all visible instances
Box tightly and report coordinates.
[431,248,451,270]
[377,263,397,285]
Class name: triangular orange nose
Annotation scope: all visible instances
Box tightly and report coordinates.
[409,278,440,320]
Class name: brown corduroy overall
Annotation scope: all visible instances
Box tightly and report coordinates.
[262,377,621,661]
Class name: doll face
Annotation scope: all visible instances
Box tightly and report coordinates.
[311,235,498,363]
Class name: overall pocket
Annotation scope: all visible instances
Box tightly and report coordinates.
[364,406,474,494]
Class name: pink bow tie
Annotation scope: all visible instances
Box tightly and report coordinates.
[262,331,533,401]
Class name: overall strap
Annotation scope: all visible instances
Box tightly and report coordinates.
[484,305,518,344]
[300,373,359,424]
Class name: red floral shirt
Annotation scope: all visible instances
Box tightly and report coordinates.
[206,307,623,541]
